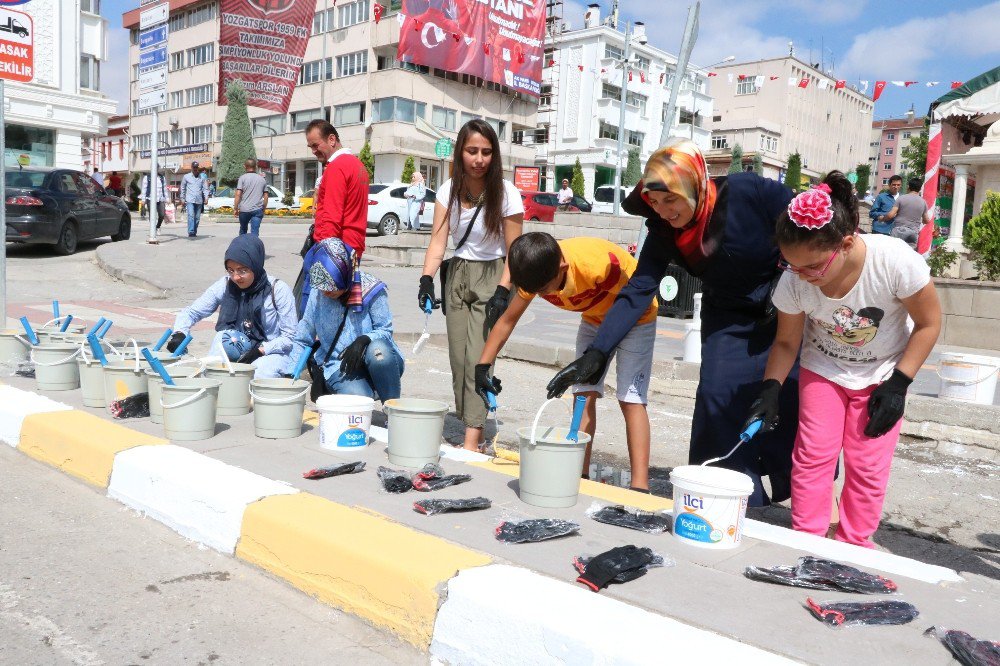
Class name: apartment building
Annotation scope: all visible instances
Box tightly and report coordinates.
[86,114,129,176]
[122,0,538,195]
[868,110,926,193]
[3,0,116,169]
[707,56,873,183]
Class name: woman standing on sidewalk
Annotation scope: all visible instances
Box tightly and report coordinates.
[404,172,427,231]
[418,119,524,451]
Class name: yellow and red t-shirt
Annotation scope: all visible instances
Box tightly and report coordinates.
[516,237,658,326]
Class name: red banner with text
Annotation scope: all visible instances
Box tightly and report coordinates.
[397,0,545,97]
[217,0,314,112]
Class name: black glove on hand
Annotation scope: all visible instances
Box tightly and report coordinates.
[546,348,607,399]
[864,369,911,438]
[165,331,186,353]
[418,275,438,311]
[484,285,511,331]
[339,335,371,377]
[237,346,263,365]
[474,363,502,408]
[743,378,782,433]
[576,545,656,592]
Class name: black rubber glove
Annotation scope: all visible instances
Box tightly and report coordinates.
[237,346,263,365]
[165,331,186,353]
[576,545,656,592]
[546,348,607,399]
[474,363,502,408]
[418,275,438,311]
[484,285,511,331]
[864,369,911,438]
[339,335,371,378]
[743,378,782,433]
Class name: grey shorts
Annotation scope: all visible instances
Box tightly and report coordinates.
[573,320,656,404]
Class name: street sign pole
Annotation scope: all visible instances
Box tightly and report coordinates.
[148,109,158,243]
[139,2,169,244]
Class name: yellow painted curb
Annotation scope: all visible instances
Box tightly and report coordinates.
[236,493,491,648]
[302,408,319,427]
[18,410,167,488]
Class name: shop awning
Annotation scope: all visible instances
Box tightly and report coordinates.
[929,65,1000,120]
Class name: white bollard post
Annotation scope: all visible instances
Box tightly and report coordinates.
[682,293,702,364]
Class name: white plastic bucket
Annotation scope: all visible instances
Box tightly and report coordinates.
[937,353,1000,405]
[30,343,81,391]
[102,358,148,409]
[145,361,206,425]
[517,398,591,509]
[77,355,106,408]
[317,394,375,450]
[669,465,754,549]
[161,377,222,441]
[204,362,255,416]
[0,330,31,364]
[384,398,449,468]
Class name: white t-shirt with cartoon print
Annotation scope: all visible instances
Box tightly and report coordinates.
[771,234,930,390]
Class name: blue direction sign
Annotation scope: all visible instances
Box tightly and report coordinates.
[139,46,167,70]
[139,25,167,50]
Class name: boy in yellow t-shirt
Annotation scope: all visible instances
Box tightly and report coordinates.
[476,232,658,491]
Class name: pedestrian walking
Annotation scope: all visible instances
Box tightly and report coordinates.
[404,172,426,230]
[91,167,104,188]
[108,171,123,197]
[141,171,167,230]
[744,171,941,547]
[181,161,210,237]
[557,178,574,211]
[883,177,933,251]
[869,174,902,235]
[418,119,524,451]
[234,159,269,236]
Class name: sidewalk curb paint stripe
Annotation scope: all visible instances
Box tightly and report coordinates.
[18,411,167,489]
[108,444,299,554]
[429,564,799,665]
[0,385,72,448]
[235,493,492,649]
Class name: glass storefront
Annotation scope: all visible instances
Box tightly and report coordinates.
[4,124,55,168]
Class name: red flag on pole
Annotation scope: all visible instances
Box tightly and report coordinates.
[707,72,717,77]
[547,58,555,67]
[769,75,780,80]
[873,80,886,101]
[835,79,845,89]
[904,81,918,87]
[951,81,963,89]
[578,65,584,72]
[373,3,383,24]
[798,77,809,88]
[628,71,632,82]
[738,74,746,81]
[659,73,664,84]
[639,71,645,83]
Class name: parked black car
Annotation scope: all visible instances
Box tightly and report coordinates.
[4,167,131,255]
[571,195,592,213]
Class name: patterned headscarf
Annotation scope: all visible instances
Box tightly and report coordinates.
[305,238,386,307]
[640,138,719,270]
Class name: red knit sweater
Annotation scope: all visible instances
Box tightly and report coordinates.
[313,151,369,256]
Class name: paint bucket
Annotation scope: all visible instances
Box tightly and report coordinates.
[204,363,255,416]
[316,394,375,450]
[102,358,149,409]
[160,377,222,441]
[516,399,590,508]
[669,465,754,549]
[249,378,310,439]
[937,353,1000,405]
[0,330,31,364]
[77,355,106,408]
[384,398,449,468]
[30,343,81,391]
[145,361,206,425]
[51,332,91,346]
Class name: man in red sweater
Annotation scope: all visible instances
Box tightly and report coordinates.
[305,119,369,256]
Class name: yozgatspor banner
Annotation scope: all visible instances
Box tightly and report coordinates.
[397,0,545,97]
[218,0,314,113]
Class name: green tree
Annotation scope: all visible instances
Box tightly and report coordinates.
[728,143,744,174]
[358,141,375,181]
[784,152,802,192]
[751,152,763,176]
[623,147,642,187]
[570,157,585,198]
[218,80,255,187]
[965,190,1000,281]
[400,155,416,183]
[855,164,871,198]
[901,126,929,180]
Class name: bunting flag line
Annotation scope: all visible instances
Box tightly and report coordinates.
[769,75,780,80]
[873,80,886,101]
[925,81,939,86]
[818,79,829,90]
[860,80,869,93]
[798,77,809,88]
[951,81,963,88]
[707,72,717,77]
[835,79,845,89]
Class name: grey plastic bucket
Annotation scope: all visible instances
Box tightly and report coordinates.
[516,399,591,508]
[161,377,222,441]
[102,359,149,409]
[77,355,106,408]
[384,398,449,468]
[205,362,255,416]
[30,343,81,391]
[0,330,31,364]
[51,332,91,346]
[249,378,310,439]
[145,364,206,425]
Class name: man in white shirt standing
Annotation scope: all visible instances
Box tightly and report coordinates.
[141,171,167,230]
[557,178,574,211]
[181,161,210,238]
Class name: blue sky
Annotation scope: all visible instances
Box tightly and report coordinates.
[102,0,1000,121]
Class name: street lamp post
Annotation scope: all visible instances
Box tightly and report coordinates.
[611,24,634,217]
[259,126,280,191]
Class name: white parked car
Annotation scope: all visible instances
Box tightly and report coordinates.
[367,182,437,236]
[590,184,640,216]
[205,185,299,211]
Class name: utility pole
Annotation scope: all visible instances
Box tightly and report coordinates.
[612,23,632,216]
[148,108,159,243]
[659,2,699,147]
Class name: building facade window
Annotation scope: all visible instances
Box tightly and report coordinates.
[169,51,185,71]
[759,135,777,152]
[186,125,212,144]
[169,91,183,108]
[169,12,186,31]
[883,162,892,170]
[902,131,911,139]
[626,129,643,147]
[168,129,183,146]
[711,135,729,150]
[5,125,55,166]
[634,55,650,71]
[486,118,506,141]
[80,55,100,90]
[736,78,758,95]
[432,106,456,131]
[253,115,286,137]
[539,84,551,107]
[300,58,332,84]
[338,0,370,28]
[186,84,214,106]
[216,123,224,142]
[81,0,100,14]
[885,147,893,155]
[188,3,216,26]
[598,121,618,141]
[187,43,215,67]
[604,44,623,61]
[333,102,364,126]
[336,50,368,77]
[886,132,895,140]
[882,177,889,185]
[312,8,334,34]
[372,97,426,123]
[133,133,151,152]
[292,108,329,130]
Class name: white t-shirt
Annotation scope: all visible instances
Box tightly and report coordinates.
[436,179,524,261]
[771,234,930,390]
[557,187,573,204]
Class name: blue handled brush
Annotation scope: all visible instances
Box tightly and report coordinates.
[485,391,498,412]
[171,333,192,357]
[702,419,764,466]
[87,317,107,336]
[289,346,312,380]
[52,300,59,320]
[413,300,433,354]
[152,328,172,351]
[142,348,174,385]
[567,394,587,442]
[87,334,109,367]
[96,319,113,339]
[59,314,74,332]
[19,317,39,345]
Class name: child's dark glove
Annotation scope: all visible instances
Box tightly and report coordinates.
[864,369,911,438]
[418,275,438,311]
[743,379,782,433]
[484,286,511,331]
[474,363,501,408]
[576,545,656,592]
[546,349,607,399]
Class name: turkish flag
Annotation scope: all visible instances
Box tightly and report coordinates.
[373,3,383,24]
[951,81,963,89]
[904,81,918,87]
[738,74,746,81]
[769,75,780,80]
[628,71,632,82]
[873,80,886,101]
[707,72,717,77]
[835,79,845,89]
[483,44,490,55]
[578,65,583,72]
[798,78,809,88]
[659,73,664,84]
[639,71,645,83]
[547,59,555,67]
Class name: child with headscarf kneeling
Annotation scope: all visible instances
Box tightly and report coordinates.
[168,234,298,378]
[286,238,404,400]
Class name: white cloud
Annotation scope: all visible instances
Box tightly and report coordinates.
[781,0,867,23]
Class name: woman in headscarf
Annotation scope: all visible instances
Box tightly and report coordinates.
[168,234,297,378]
[404,172,427,231]
[547,139,798,507]
[286,238,404,400]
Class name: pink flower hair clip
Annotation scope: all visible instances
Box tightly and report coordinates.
[788,184,834,230]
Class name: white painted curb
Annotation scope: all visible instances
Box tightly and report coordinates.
[430,564,800,665]
[107,444,298,553]
[0,385,72,448]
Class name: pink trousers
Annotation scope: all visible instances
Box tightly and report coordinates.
[791,368,902,548]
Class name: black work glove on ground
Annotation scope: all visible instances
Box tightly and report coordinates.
[576,545,656,592]
[474,363,502,409]
[743,378,782,433]
[165,331,186,353]
[864,369,911,438]
[339,335,371,378]
[237,346,263,365]
[484,285,511,331]
[546,348,607,399]
[418,275,438,311]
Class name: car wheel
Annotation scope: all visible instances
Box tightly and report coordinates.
[111,214,131,242]
[54,222,78,256]
[377,213,399,236]
[530,216,540,221]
